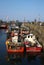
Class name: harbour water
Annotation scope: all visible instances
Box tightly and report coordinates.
[0,29,44,65]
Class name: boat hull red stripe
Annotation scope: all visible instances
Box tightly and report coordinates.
[26,47,42,52]
[7,47,24,53]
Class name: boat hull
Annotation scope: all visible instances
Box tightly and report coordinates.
[26,47,42,53]
[7,47,24,53]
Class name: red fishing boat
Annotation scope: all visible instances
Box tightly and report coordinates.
[24,34,42,53]
[6,28,24,53]
[23,41,42,53]
[0,24,7,29]
[6,41,24,53]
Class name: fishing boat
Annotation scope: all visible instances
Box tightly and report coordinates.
[24,34,42,53]
[6,29,24,53]
[6,41,24,53]
[0,24,7,29]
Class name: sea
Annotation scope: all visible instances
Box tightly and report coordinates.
[0,29,44,65]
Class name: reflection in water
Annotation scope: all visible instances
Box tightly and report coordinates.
[27,54,36,62]
[0,29,44,65]
[6,52,44,65]
[39,54,44,65]
[7,53,24,65]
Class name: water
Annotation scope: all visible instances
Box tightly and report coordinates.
[0,29,44,65]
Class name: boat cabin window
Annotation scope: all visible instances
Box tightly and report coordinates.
[31,35,32,38]
[28,35,33,38]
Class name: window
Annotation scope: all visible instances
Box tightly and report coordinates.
[31,35,32,38]
[28,35,30,38]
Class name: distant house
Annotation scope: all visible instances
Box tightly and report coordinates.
[41,22,44,26]
[40,22,42,26]
[37,22,44,26]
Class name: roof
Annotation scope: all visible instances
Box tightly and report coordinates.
[28,34,33,36]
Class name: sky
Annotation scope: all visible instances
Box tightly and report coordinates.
[0,0,44,21]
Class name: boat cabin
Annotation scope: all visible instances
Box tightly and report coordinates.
[24,33,42,47]
[24,34,36,44]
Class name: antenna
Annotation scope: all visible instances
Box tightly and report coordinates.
[6,16,9,22]
[38,14,40,22]
[24,17,26,22]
